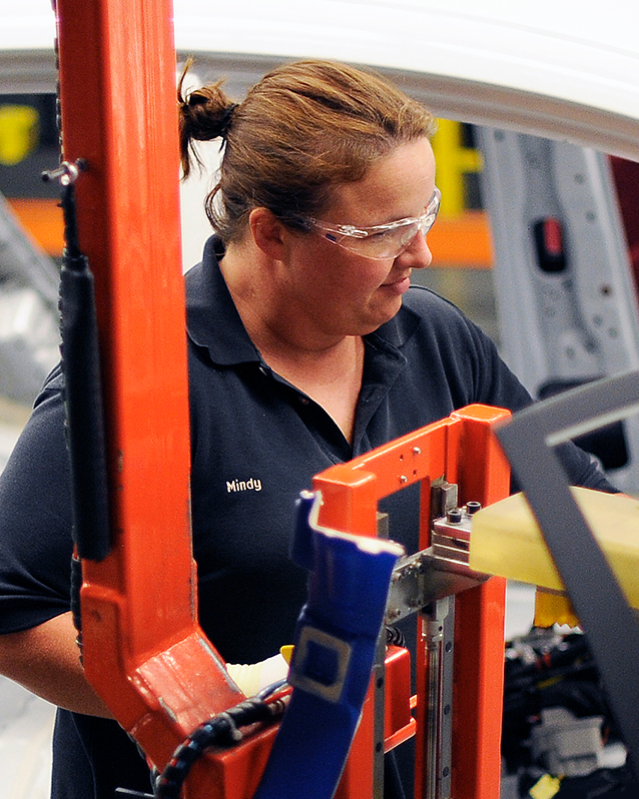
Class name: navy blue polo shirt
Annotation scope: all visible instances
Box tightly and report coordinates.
[0,236,615,798]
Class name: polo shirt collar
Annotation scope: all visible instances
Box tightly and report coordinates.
[186,237,261,366]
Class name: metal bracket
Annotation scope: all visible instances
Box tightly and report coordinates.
[422,597,454,799]
[383,480,493,799]
[385,502,490,625]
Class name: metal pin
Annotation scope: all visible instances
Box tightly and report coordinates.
[42,158,87,186]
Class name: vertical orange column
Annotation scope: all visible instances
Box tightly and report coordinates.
[54,0,244,782]
[56,0,192,671]
[449,406,510,799]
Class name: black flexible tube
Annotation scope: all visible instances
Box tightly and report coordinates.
[154,698,274,799]
[57,176,111,561]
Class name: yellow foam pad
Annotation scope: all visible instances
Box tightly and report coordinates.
[469,488,639,608]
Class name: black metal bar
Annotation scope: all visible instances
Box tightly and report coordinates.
[495,370,639,780]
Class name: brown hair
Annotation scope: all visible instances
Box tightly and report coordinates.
[178,59,437,244]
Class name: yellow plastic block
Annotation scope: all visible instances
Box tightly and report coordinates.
[469,488,639,608]
[534,589,579,629]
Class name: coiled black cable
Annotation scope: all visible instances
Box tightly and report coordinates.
[385,625,406,647]
[154,698,275,799]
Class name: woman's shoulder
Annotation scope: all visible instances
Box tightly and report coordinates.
[403,283,467,318]
[397,284,485,344]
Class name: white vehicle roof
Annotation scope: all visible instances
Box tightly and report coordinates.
[3,1,639,159]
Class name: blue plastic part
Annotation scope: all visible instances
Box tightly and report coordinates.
[253,492,403,799]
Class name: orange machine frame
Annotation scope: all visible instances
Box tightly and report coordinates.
[54,0,510,796]
[313,404,510,799]
[54,0,247,780]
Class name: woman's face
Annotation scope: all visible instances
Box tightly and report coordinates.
[280,137,437,341]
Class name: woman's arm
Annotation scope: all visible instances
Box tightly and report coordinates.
[0,611,113,718]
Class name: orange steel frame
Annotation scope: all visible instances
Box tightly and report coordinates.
[313,404,511,799]
[54,0,510,796]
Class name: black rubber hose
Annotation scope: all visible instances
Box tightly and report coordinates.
[154,699,273,799]
[58,179,111,561]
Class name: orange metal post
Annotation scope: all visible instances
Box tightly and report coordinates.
[54,0,245,790]
[447,407,510,799]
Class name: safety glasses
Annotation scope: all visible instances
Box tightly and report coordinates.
[306,187,441,260]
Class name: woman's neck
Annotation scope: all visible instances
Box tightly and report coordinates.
[219,242,365,441]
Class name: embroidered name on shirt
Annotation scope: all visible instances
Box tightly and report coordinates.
[227,478,263,493]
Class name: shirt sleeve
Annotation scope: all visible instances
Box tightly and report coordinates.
[408,289,620,494]
[461,310,620,493]
[0,366,75,633]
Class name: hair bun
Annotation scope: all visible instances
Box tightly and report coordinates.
[178,60,237,137]
[179,90,233,140]
[218,102,239,138]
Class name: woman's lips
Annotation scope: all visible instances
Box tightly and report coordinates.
[381,275,411,295]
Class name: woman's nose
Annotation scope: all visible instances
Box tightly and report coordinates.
[396,230,433,269]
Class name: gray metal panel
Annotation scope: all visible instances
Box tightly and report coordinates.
[0,193,59,404]
[478,129,639,493]
[496,370,639,780]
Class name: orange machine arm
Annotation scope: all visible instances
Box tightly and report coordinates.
[53,0,248,790]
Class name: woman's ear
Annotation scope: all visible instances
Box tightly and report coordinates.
[249,207,287,260]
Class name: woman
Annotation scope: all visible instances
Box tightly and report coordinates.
[0,60,615,798]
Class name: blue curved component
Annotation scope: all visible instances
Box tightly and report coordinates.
[252,492,403,799]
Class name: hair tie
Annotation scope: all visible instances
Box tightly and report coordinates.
[219,103,239,138]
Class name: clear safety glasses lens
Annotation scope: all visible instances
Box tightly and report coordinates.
[311,188,441,260]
